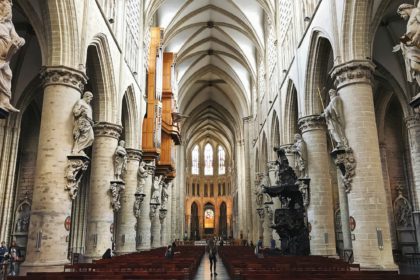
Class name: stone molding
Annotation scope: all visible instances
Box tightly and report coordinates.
[126,148,143,161]
[93,122,122,139]
[298,115,325,133]
[330,60,375,90]
[405,115,420,129]
[40,66,87,92]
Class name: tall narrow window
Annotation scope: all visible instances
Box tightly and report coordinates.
[218,146,225,175]
[204,184,208,197]
[192,145,199,174]
[204,143,213,175]
[192,183,195,196]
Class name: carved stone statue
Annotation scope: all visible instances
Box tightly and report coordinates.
[137,161,148,194]
[321,89,348,149]
[151,175,162,205]
[161,181,169,209]
[394,3,420,88]
[72,91,94,156]
[393,187,413,227]
[291,133,307,178]
[0,0,25,113]
[114,140,127,181]
[110,182,125,212]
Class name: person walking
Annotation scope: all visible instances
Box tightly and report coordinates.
[8,241,20,276]
[206,237,218,276]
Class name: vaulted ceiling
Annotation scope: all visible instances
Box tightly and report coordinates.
[153,0,271,154]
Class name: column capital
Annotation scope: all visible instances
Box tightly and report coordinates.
[40,65,87,92]
[93,122,122,139]
[126,148,143,161]
[298,115,326,133]
[330,60,375,90]
[405,114,420,129]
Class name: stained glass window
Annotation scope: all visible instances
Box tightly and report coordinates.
[204,143,213,175]
[218,146,225,175]
[192,145,199,174]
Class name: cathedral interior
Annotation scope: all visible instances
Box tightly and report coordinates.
[0,0,420,278]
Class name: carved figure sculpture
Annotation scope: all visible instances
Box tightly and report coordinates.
[0,0,25,113]
[291,134,307,178]
[394,3,420,88]
[72,91,94,155]
[394,188,413,227]
[114,140,127,181]
[161,182,169,209]
[151,175,162,204]
[321,89,348,149]
[110,182,125,212]
[65,158,89,199]
[137,161,148,193]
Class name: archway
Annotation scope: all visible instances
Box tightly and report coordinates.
[219,202,227,239]
[190,202,199,240]
[204,203,215,235]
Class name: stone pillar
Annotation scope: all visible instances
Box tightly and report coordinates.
[136,161,154,251]
[298,115,336,255]
[115,149,142,254]
[406,116,420,251]
[337,170,353,257]
[331,60,396,268]
[21,66,87,273]
[85,122,122,261]
[170,182,176,241]
[258,210,265,245]
[264,206,273,246]
[166,181,173,243]
[159,209,167,246]
[378,144,398,249]
[150,204,161,248]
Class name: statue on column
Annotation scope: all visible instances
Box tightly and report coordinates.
[72,91,94,156]
[161,181,169,209]
[0,0,25,114]
[151,175,162,205]
[114,140,127,181]
[321,89,348,149]
[137,161,148,194]
[291,133,307,178]
[395,3,420,112]
[394,3,420,88]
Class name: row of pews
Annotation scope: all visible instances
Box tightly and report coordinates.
[218,246,420,280]
[10,246,204,280]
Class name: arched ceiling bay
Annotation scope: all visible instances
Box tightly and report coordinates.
[154,0,268,151]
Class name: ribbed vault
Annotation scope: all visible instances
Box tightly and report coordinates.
[154,0,268,157]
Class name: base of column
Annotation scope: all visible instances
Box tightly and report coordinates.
[359,263,398,270]
[20,260,70,275]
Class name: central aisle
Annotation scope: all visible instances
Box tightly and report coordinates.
[193,252,230,280]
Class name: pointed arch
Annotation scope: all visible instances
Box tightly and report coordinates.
[86,34,118,123]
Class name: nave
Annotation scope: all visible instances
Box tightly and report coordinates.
[7,245,420,280]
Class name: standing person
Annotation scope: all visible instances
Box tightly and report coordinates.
[0,241,6,264]
[206,237,218,276]
[8,241,20,276]
[255,236,264,258]
[0,241,7,278]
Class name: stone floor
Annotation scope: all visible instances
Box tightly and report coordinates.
[193,252,230,280]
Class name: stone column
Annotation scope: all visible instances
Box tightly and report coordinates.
[159,209,167,246]
[136,161,154,251]
[150,204,161,248]
[21,66,87,274]
[331,60,396,268]
[257,209,265,245]
[406,116,420,251]
[264,206,273,246]
[84,122,122,261]
[115,149,142,255]
[166,181,173,243]
[298,115,336,255]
